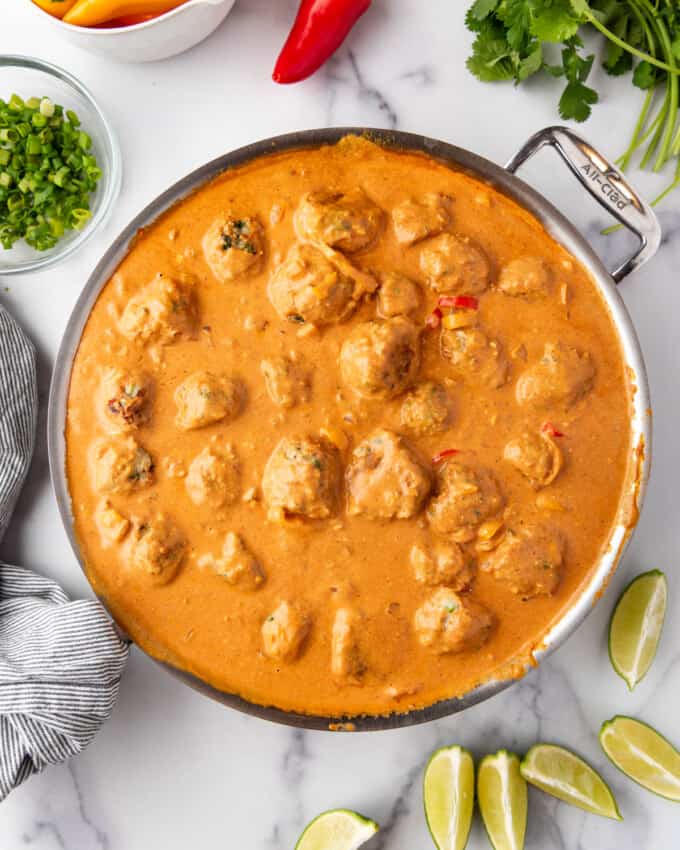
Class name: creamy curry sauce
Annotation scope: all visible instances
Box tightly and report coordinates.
[66,137,633,718]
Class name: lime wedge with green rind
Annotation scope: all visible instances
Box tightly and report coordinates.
[600,715,680,802]
[424,745,475,850]
[295,809,378,850]
[609,570,667,690]
[520,744,621,820]
[477,750,527,850]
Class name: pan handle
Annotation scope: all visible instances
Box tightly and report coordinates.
[505,126,661,284]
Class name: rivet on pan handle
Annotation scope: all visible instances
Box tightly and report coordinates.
[506,126,661,284]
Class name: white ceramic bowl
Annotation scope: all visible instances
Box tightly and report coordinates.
[30,0,236,63]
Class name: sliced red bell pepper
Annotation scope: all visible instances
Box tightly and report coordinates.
[273,0,372,84]
[438,295,479,310]
[425,307,443,329]
[432,448,459,465]
[542,422,565,438]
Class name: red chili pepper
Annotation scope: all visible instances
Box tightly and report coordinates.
[432,448,459,465]
[273,0,372,84]
[438,295,479,310]
[542,422,565,438]
[425,307,443,329]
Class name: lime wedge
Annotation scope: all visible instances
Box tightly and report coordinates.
[295,810,378,850]
[477,750,527,850]
[423,745,475,850]
[520,744,621,820]
[600,715,680,802]
[608,570,667,690]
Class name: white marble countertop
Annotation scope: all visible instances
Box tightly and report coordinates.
[1,1,679,847]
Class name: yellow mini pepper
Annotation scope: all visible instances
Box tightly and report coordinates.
[31,0,79,19]
[63,0,186,27]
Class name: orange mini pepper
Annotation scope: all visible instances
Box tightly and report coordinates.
[64,0,186,27]
[31,0,79,19]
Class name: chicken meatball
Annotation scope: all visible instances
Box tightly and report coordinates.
[90,435,154,495]
[99,367,152,432]
[198,532,265,590]
[376,272,421,318]
[203,215,265,282]
[410,541,475,590]
[185,441,240,508]
[268,243,375,326]
[119,273,198,345]
[392,193,452,246]
[427,460,504,542]
[498,256,552,298]
[414,589,494,654]
[294,188,383,253]
[262,436,340,521]
[331,608,365,683]
[124,514,186,586]
[440,326,509,389]
[504,430,563,489]
[174,371,244,431]
[262,600,310,661]
[95,499,130,547]
[481,524,564,598]
[346,429,431,520]
[400,381,451,436]
[340,317,420,400]
[260,353,312,409]
[420,233,490,294]
[516,342,595,410]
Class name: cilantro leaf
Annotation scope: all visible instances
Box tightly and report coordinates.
[467,0,500,24]
[466,20,518,82]
[632,60,659,90]
[559,80,599,120]
[531,0,581,42]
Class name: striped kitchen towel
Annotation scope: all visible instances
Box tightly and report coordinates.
[0,304,129,802]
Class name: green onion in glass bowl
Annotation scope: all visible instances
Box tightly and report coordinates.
[0,56,121,275]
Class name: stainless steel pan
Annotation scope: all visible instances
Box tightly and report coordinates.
[48,126,659,730]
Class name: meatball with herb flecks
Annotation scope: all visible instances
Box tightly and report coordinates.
[340,317,420,400]
[119,273,198,345]
[400,381,451,436]
[427,460,504,542]
[90,435,154,495]
[414,588,494,654]
[174,371,244,431]
[262,600,310,661]
[392,193,452,246]
[420,233,490,294]
[294,188,383,253]
[268,242,374,326]
[516,342,595,410]
[203,215,265,282]
[481,523,564,598]
[346,429,431,520]
[262,436,340,521]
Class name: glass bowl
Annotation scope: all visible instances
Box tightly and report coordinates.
[0,55,121,275]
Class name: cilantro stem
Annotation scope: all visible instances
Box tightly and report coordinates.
[584,9,680,75]
[618,89,655,171]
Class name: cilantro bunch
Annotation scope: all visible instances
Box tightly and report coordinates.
[465,0,680,210]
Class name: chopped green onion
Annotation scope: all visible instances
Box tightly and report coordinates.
[0,93,103,252]
[39,97,55,118]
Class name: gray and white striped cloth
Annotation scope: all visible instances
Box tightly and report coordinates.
[0,304,129,802]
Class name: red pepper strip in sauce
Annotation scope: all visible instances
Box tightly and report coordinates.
[542,422,565,437]
[425,307,443,329]
[272,0,372,84]
[432,448,459,465]
[438,294,479,310]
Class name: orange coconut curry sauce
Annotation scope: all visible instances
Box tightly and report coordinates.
[66,137,633,718]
